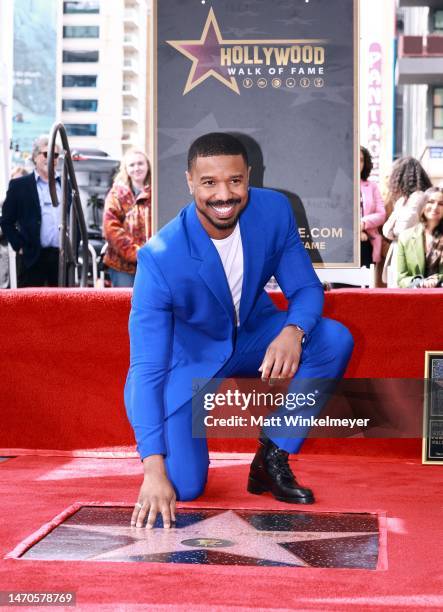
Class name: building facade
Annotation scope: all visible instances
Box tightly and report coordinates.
[56,0,150,158]
[397,0,443,182]
[0,1,14,196]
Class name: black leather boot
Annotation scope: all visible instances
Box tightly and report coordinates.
[247,438,315,504]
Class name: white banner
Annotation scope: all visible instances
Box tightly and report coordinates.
[359,0,396,185]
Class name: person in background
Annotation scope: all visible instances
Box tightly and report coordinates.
[0,166,29,288]
[375,171,394,288]
[397,187,443,288]
[360,146,386,269]
[10,166,28,179]
[103,148,152,288]
[382,156,432,287]
[0,135,61,287]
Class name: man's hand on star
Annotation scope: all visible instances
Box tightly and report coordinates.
[131,455,176,529]
[259,325,304,384]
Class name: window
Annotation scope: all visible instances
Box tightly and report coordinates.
[63,50,99,63]
[63,1,99,13]
[62,99,98,112]
[434,10,443,31]
[433,88,443,140]
[65,123,97,137]
[63,75,97,87]
[63,25,99,38]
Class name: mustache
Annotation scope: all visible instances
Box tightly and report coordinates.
[207,198,241,207]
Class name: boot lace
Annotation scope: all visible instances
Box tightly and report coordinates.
[273,449,294,480]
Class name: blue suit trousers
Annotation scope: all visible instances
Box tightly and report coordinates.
[162,313,353,501]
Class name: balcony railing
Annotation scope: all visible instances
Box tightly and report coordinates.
[399,34,443,57]
[123,59,138,73]
[122,107,137,122]
[123,34,139,52]
[122,132,138,144]
[124,9,138,27]
[124,34,138,45]
[122,83,138,97]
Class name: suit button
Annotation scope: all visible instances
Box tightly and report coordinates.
[219,355,226,362]
[192,382,200,392]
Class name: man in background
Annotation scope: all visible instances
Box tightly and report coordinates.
[0,135,61,287]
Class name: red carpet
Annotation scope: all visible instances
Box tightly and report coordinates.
[1,288,442,454]
[2,289,443,609]
[1,453,443,610]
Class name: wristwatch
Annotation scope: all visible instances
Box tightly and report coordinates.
[292,324,306,344]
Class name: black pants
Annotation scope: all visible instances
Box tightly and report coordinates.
[360,239,373,268]
[18,247,59,288]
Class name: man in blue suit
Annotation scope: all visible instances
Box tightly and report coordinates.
[126,133,353,529]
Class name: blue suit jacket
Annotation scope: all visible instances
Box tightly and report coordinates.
[125,187,324,459]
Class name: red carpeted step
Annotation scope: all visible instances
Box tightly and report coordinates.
[1,289,441,457]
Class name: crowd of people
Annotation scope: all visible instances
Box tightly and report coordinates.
[0,134,442,289]
[0,139,152,289]
[360,147,442,288]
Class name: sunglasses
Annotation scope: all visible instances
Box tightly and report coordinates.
[39,151,60,159]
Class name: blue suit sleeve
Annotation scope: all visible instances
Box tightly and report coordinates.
[124,248,173,460]
[274,198,324,336]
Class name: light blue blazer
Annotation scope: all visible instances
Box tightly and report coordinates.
[125,187,324,458]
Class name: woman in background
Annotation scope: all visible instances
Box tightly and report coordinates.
[360,146,386,268]
[382,156,432,287]
[103,148,151,287]
[397,187,443,288]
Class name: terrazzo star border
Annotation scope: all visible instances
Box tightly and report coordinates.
[5,502,388,570]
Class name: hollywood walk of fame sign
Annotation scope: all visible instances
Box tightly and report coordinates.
[21,506,380,569]
[154,0,359,266]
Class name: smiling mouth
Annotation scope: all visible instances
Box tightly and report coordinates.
[210,204,235,218]
[208,199,240,219]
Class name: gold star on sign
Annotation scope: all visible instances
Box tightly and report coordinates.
[167,8,240,95]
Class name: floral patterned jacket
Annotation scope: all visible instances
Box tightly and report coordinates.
[103,182,151,274]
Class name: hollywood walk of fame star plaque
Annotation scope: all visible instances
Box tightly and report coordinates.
[423,351,443,465]
[19,506,381,569]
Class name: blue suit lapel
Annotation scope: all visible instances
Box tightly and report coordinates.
[186,204,236,327]
[239,198,265,325]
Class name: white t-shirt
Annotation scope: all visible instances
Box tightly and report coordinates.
[211,223,243,326]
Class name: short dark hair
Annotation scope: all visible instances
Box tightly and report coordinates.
[187,132,249,170]
[360,146,373,181]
